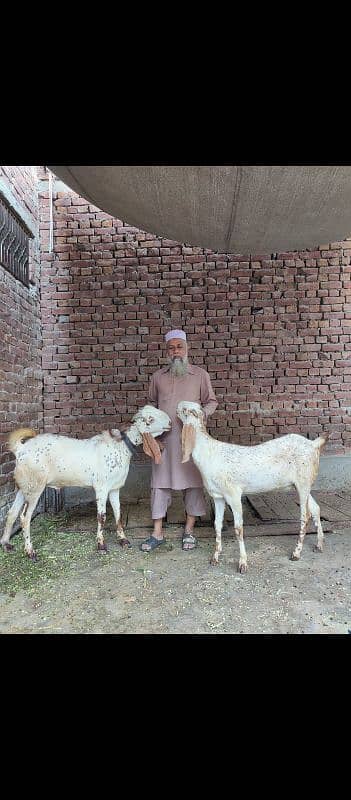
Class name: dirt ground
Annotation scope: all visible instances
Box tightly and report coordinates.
[0,500,350,635]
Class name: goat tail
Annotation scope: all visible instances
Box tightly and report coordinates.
[7,428,37,455]
[313,432,329,452]
[309,433,329,485]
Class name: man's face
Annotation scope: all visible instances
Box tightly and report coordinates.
[166,339,187,361]
[167,338,188,377]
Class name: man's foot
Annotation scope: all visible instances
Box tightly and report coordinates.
[139,535,165,552]
[182,530,197,550]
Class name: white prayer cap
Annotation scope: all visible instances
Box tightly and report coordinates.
[165,329,187,343]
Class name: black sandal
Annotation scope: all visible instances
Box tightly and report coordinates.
[139,536,165,552]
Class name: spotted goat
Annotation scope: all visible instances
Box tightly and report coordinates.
[177,400,328,573]
[2,406,171,560]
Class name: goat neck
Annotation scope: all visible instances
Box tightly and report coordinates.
[120,430,139,457]
[122,423,143,450]
[192,426,209,455]
[109,423,142,457]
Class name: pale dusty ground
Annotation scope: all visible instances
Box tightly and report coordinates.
[0,504,350,635]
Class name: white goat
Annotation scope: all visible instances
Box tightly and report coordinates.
[1,405,171,560]
[177,401,328,572]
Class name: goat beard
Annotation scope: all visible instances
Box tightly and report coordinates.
[142,433,163,464]
[181,424,196,463]
[169,356,188,377]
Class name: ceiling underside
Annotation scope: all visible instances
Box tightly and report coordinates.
[48,165,351,254]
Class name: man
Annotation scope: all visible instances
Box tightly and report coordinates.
[140,330,218,552]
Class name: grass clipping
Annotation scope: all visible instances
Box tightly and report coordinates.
[0,511,100,598]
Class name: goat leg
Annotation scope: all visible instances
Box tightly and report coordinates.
[117,520,132,548]
[210,497,225,566]
[97,510,108,553]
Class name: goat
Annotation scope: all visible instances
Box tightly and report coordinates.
[177,400,328,573]
[1,405,171,560]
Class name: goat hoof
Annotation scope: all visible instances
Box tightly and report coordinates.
[313,545,323,553]
[119,538,132,549]
[28,551,37,561]
[97,543,108,553]
[238,563,248,574]
[2,543,14,552]
[290,553,300,561]
[210,557,219,566]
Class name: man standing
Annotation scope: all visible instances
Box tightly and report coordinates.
[140,330,218,552]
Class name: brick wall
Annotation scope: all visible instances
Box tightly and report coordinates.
[0,166,43,524]
[39,173,351,455]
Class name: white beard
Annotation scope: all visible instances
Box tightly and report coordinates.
[169,357,188,377]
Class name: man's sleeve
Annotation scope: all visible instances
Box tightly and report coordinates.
[149,372,158,406]
[200,370,218,420]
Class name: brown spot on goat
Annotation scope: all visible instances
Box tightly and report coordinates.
[119,538,132,549]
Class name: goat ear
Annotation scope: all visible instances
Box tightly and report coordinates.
[181,424,196,463]
[142,433,162,464]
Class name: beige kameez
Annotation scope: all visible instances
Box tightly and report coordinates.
[149,364,218,490]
